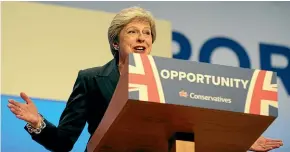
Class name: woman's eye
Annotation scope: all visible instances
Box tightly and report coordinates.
[145,31,151,35]
[128,30,136,34]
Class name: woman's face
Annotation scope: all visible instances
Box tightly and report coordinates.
[117,19,153,60]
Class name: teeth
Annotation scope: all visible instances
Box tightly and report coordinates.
[135,46,145,50]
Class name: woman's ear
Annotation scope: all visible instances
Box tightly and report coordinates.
[113,42,119,50]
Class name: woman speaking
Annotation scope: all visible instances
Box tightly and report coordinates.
[7,6,283,152]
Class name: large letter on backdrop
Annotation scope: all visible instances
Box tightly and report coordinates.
[199,37,251,68]
[260,43,290,95]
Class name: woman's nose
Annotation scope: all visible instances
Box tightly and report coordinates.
[137,33,145,42]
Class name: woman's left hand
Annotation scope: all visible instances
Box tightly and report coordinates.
[249,136,283,151]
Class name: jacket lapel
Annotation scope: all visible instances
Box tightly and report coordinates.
[94,59,120,103]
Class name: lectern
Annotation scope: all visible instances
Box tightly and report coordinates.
[87,53,278,152]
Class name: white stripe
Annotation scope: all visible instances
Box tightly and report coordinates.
[129,53,145,75]
[261,100,278,116]
[129,83,148,101]
[263,71,278,92]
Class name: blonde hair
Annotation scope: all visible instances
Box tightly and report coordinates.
[108,6,157,57]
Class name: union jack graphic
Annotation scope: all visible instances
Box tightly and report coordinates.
[128,53,165,103]
[244,70,278,116]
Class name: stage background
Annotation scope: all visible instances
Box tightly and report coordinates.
[1,1,289,152]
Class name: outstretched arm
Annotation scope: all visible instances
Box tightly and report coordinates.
[8,70,89,152]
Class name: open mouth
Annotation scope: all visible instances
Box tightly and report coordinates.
[133,46,146,53]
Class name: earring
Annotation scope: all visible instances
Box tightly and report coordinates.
[114,46,119,50]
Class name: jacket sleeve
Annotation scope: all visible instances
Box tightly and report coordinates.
[24,70,89,152]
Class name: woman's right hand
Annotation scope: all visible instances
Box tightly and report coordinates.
[7,92,42,128]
